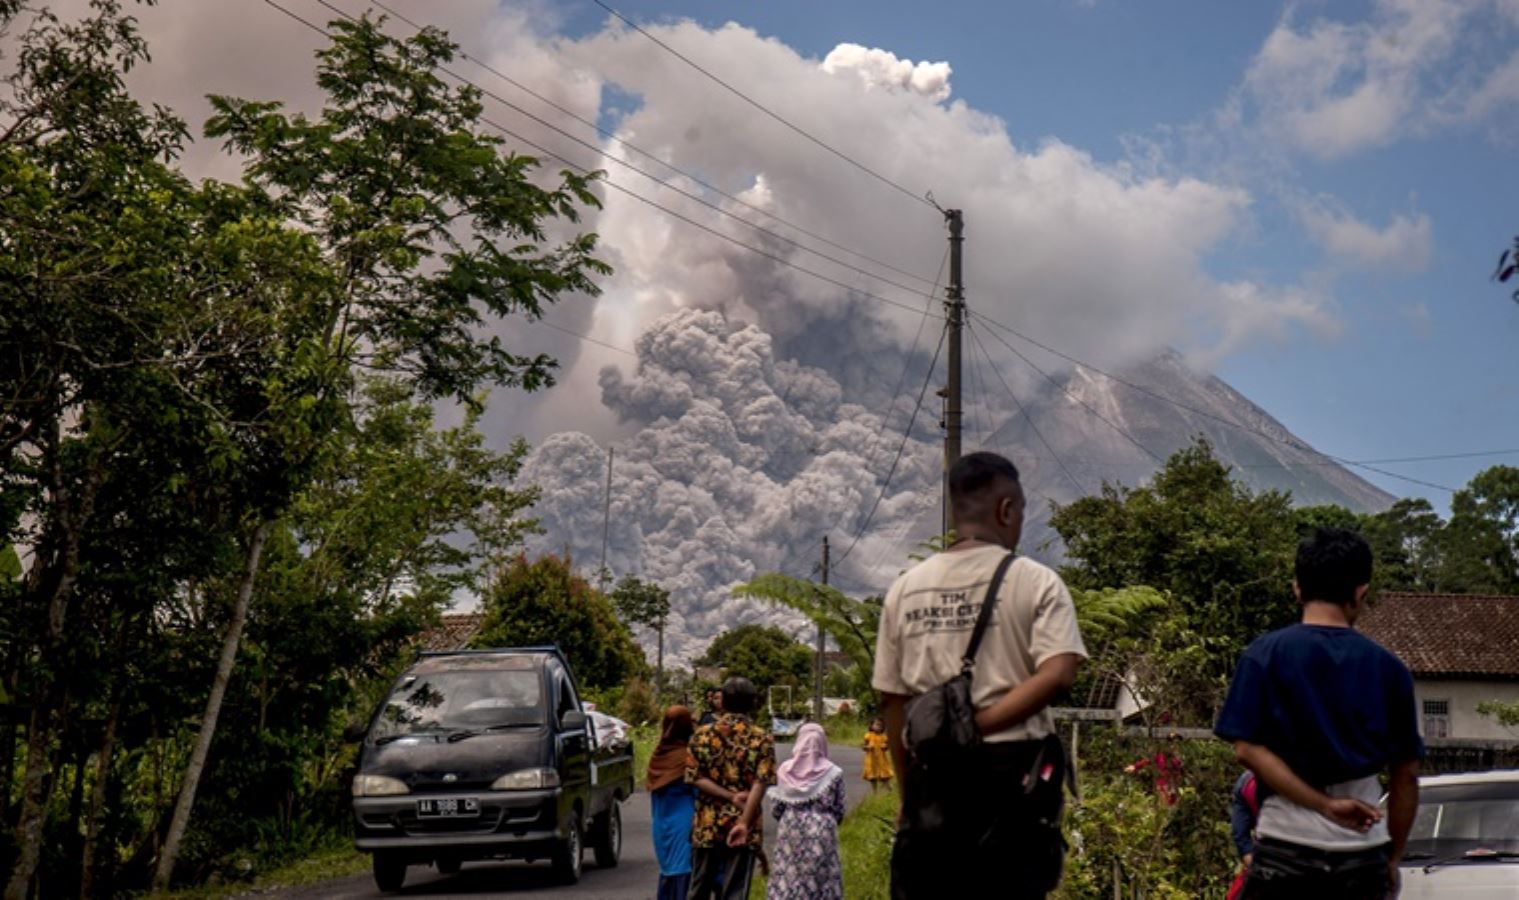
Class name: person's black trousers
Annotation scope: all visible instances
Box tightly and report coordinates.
[890,739,1067,900]
[1241,837,1390,899]
[687,844,754,900]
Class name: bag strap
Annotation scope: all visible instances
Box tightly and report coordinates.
[960,552,1016,676]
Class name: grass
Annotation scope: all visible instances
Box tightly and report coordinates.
[748,788,899,900]
[153,845,370,899]
[839,790,897,900]
[822,715,872,748]
[630,721,656,786]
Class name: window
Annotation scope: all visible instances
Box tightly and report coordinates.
[1423,699,1450,739]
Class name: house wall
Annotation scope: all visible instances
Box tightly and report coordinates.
[1413,679,1519,741]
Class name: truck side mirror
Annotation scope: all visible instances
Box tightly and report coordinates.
[342,721,368,743]
[560,710,588,734]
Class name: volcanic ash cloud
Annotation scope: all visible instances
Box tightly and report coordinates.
[520,308,939,662]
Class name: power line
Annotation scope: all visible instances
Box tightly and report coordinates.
[589,0,939,212]
[966,318,1085,494]
[831,319,948,571]
[857,248,947,474]
[821,248,946,581]
[357,0,942,292]
[312,0,942,308]
[534,318,636,357]
[1239,449,1519,468]
[972,312,1164,464]
[969,310,1458,492]
[260,0,944,323]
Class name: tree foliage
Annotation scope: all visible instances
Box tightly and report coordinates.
[472,555,645,690]
[610,575,672,632]
[0,3,606,894]
[1497,235,1519,304]
[735,575,881,674]
[1053,440,1302,670]
[696,624,814,690]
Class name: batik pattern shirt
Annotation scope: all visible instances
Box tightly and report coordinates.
[684,713,777,849]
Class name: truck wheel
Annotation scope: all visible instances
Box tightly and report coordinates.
[372,853,406,893]
[551,809,583,884]
[590,803,622,869]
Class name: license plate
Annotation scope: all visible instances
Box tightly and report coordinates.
[417,798,479,817]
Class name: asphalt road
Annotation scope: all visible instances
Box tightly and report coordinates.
[271,745,869,899]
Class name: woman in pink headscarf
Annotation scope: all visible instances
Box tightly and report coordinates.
[766,723,846,900]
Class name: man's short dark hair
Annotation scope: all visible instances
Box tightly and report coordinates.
[721,677,757,715]
[1296,527,1374,605]
[949,451,1022,521]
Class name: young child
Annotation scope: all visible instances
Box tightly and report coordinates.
[861,716,894,791]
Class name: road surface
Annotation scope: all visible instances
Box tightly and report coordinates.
[271,744,869,899]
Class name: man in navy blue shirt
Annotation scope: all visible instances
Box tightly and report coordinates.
[1215,528,1422,899]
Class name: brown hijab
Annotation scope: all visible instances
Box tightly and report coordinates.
[645,705,695,792]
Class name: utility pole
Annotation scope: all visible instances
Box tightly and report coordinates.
[944,209,965,531]
[598,447,613,589]
[815,536,829,722]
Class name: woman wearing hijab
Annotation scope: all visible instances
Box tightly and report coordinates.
[647,705,697,900]
[767,722,846,900]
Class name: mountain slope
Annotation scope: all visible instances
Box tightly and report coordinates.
[897,350,1395,570]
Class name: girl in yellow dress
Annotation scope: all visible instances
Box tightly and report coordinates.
[861,717,894,791]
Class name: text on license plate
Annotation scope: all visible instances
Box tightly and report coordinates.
[417,798,480,817]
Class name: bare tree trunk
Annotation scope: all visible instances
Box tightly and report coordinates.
[0,719,14,826]
[151,520,270,892]
[655,622,665,698]
[79,700,119,900]
[5,444,97,900]
[5,700,57,900]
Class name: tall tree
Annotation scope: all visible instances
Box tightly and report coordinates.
[610,576,673,691]
[696,624,814,693]
[1051,439,1301,677]
[151,12,609,888]
[1434,465,1519,594]
[472,555,644,689]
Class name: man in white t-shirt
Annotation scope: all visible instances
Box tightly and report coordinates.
[873,452,1087,899]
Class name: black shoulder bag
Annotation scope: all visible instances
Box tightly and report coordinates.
[902,551,1016,765]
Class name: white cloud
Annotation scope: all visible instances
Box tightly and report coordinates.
[1297,202,1434,271]
[1239,0,1517,159]
[820,43,953,103]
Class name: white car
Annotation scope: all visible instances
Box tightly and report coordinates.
[1397,770,1519,899]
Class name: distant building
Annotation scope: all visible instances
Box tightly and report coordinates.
[416,612,485,652]
[1359,592,1519,742]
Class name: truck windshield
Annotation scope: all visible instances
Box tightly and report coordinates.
[1406,781,1519,857]
[372,669,544,739]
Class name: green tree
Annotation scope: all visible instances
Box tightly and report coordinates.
[1478,700,1519,730]
[1496,236,1519,304]
[1051,439,1300,687]
[148,12,609,887]
[1363,498,1445,591]
[473,555,644,690]
[610,575,672,690]
[735,577,881,675]
[173,378,538,881]
[1431,466,1519,594]
[696,624,813,691]
[1,4,608,892]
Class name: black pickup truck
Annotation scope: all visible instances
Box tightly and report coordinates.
[349,647,635,891]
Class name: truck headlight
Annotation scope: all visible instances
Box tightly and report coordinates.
[352,774,410,797]
[491,768,561,790]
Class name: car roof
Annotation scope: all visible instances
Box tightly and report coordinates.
[411,651,550,675]
[1420,769,1519,787]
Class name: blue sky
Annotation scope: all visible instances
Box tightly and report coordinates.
[539,0,1519,510]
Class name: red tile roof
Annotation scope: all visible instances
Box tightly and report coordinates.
[1358,592,1519,680]
[416,613,485,653]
